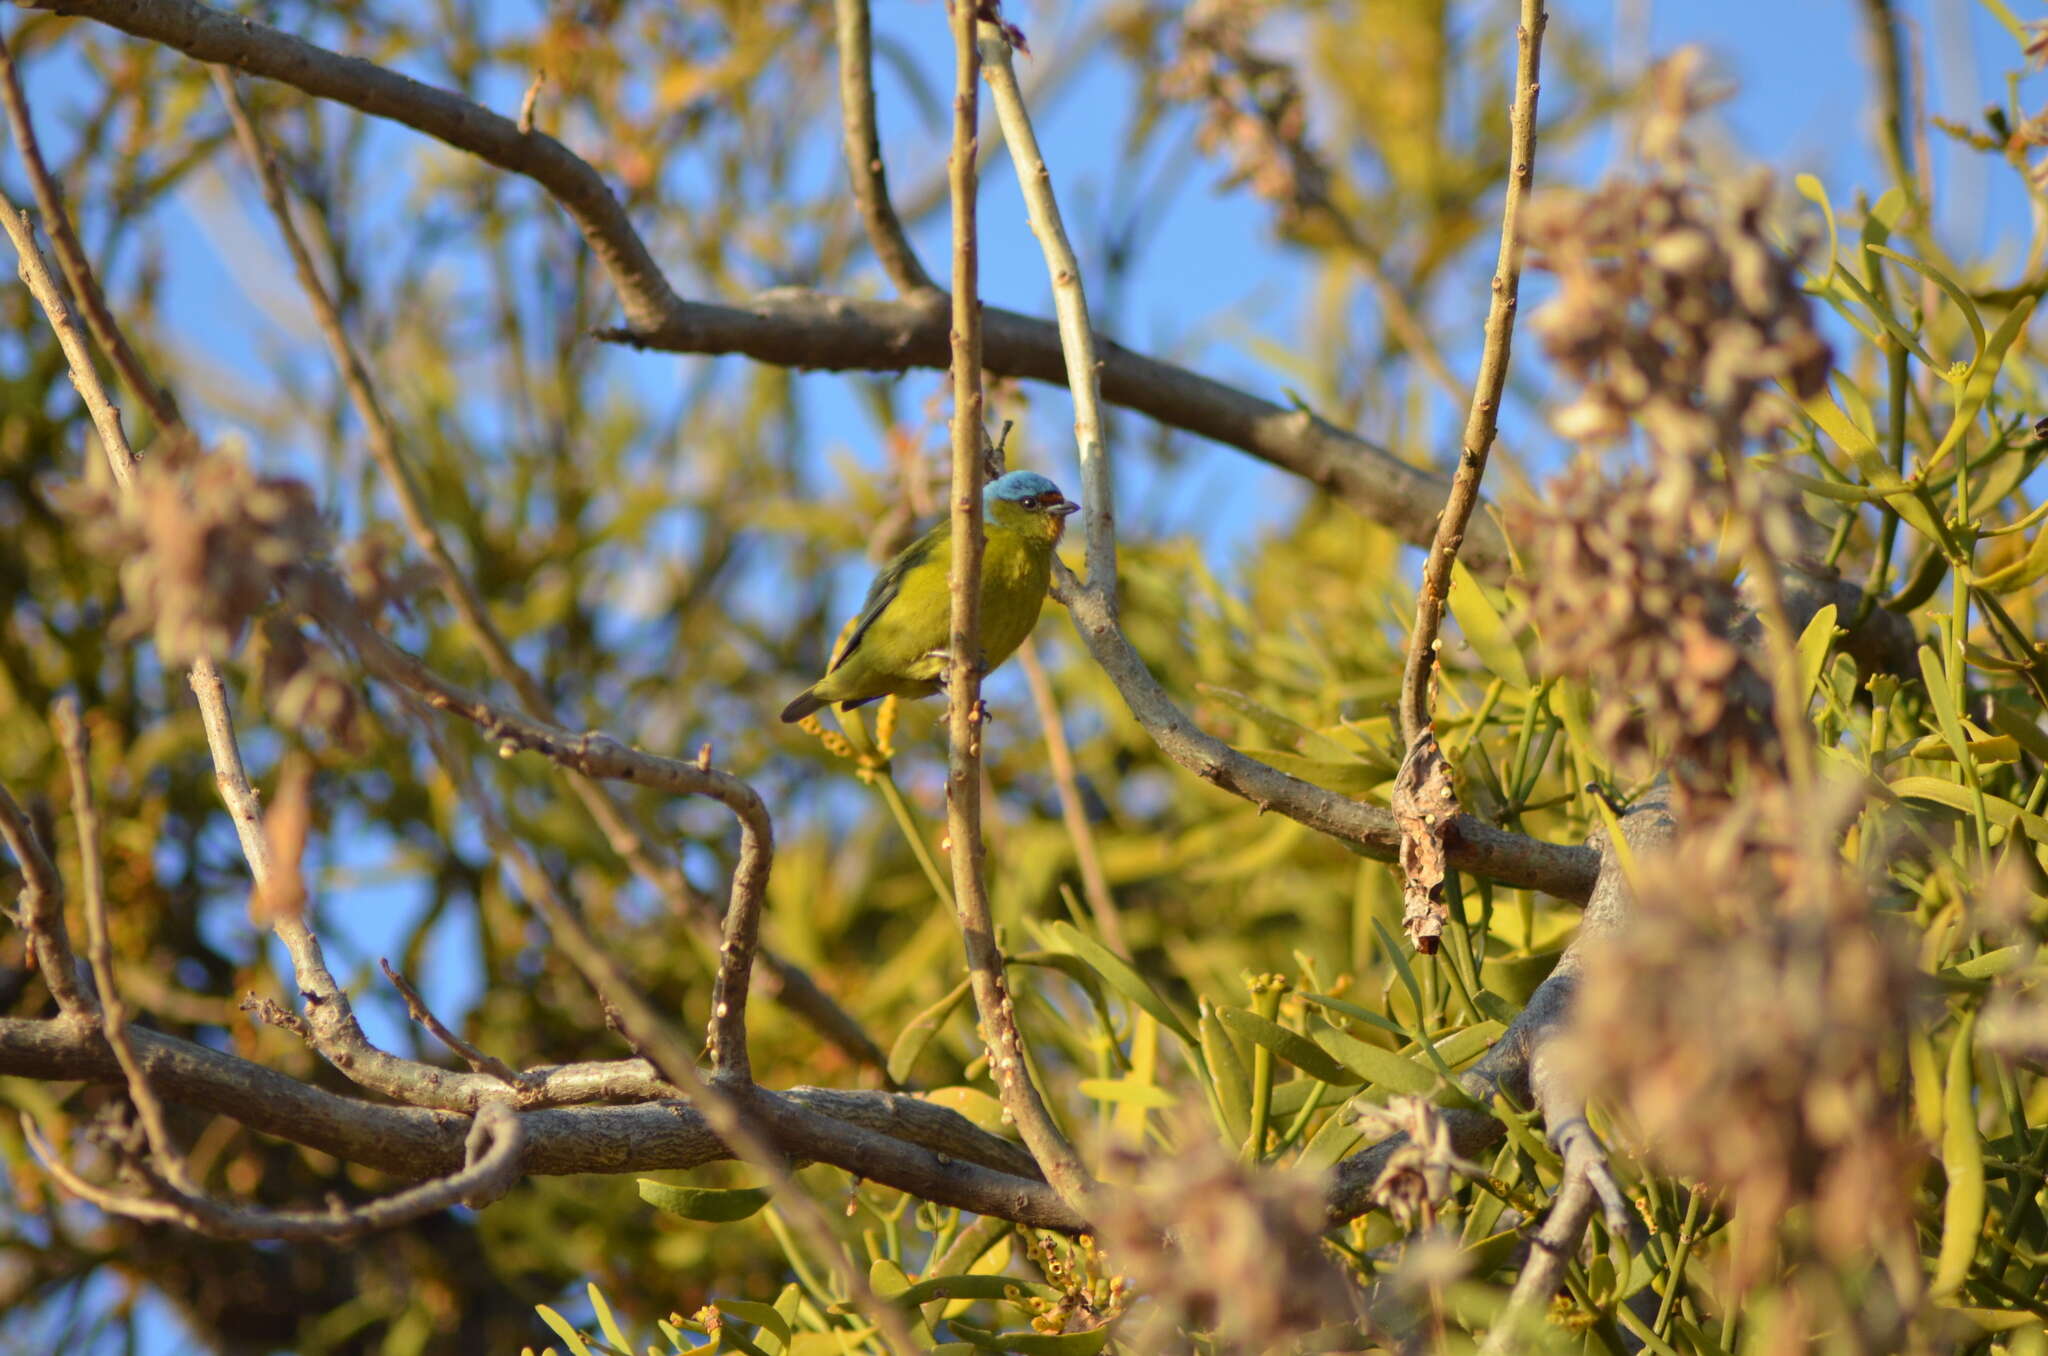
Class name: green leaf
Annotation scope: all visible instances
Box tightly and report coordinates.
[1793,173,1839,278]
[884,1274,1059,1309]
[1931,1014,1985,1297]
[1042,921,1197,1047]
[1430,1020,1508,1068]
[888,976,972,1085]
[1215,1005,1356,1086]
[715,1300,792,1352]
[637,1179,771,1223]
[1200,1008,1252,1146]
[588,1284,632,1355]
[1795,603,1838,704]
[1295,1105,1365,1171]
[1076,1077,1178,1110]
[1892,776,2048,843]
[1448,563,1531,689]
[535,1305,598,1356]
[1195,683,1342,753]
[1296,991,1410,1040]
[1868,244,1986,361]
[1310,1025,1437,1096]
[1924,294,2039,476]
[946,1321,1113,1354]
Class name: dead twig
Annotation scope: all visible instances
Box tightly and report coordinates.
[834,0,934,294]
[378,958,527,1090]
[0,779,90,1016]
[54,698,198,1195]
[1396,0,1547,746]
[944,0,1096,1216]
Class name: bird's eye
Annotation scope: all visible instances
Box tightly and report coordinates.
[1019,496,1039,509]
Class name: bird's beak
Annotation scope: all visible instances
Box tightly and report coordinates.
[1051,499,1080,517]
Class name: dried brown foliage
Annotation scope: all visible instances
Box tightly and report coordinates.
[1561,786,1923,1286]
[1513,463,1774,790]
[1524,51,1832,467]
[1159,0,1332,221]
[1093,1129,1356,1350]
[64,441,325,667]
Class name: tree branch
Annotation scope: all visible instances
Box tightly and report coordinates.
[1397,0,1546,746]
[942,0,1095,1216]
[1326,787,1673,1225]
[206,63,885,1081]
[23,0,1507,577]
[834,0,933,294]
[0,778,91,1017]
[0,1017,1085,1230]
[24,1099,526,1242]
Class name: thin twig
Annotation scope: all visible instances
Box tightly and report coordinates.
[979,27,1114,596]
[942,0,1096,1217]
[378,958,526,1089]
[0,205,134,489]
[1396,0,1547,747]
[22,1099,525,1242]
[1018,639,1124,953]
[208,66,885,1079]
[0,24,181,431]
[0,780,91,1016]
[834,0,933,294]
[53,697,198,1194]
[426,732,922,1354]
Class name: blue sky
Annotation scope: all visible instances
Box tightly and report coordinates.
[6,0,2042,1348]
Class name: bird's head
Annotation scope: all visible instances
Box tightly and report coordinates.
[983,470,1079,543]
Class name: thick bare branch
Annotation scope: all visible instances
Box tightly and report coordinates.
[24,1099,525,1242]
[0,1016,1084,1228]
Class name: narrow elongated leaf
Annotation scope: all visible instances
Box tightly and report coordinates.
[1216,1005,1356,1085]
[947,1321,1113,1354]
[1310,1025,1437,1095]
[716,1299,792,1351]
[1043,921,1196,1047]
[1448,563,1531,688]
[637,1180,770,1223]
[1932,1014,1984,1297]
[1200,1008,1252,1146]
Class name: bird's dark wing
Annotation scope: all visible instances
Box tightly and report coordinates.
[828,519,947,673]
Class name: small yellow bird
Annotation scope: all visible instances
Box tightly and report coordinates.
[780,471,1078,723]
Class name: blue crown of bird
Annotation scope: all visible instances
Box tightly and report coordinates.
[780,470,1079,724]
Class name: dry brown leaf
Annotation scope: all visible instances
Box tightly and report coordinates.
[1393,730,1457,954]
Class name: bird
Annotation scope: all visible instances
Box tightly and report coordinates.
[780,469,1079,724]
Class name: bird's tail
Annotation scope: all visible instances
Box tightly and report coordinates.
[779,689,827,724]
